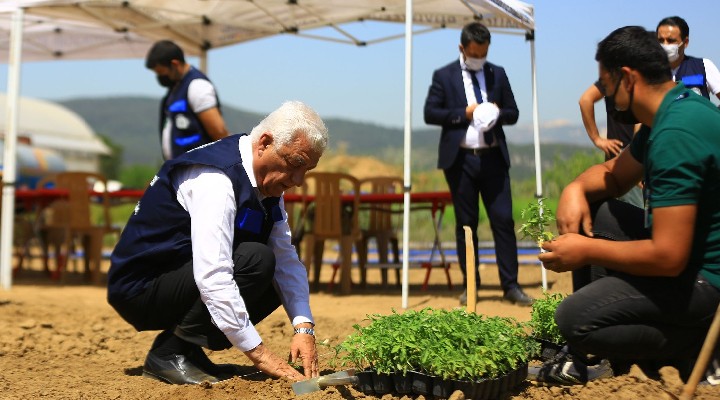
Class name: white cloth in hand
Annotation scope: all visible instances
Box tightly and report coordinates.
[473,102,500,132]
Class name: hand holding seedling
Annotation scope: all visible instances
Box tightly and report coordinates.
[538,233,592,272]
[518,199,584,273]
[518,199,594,272]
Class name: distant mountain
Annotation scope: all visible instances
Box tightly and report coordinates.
[60,96,264,166]
[60,96,595,179]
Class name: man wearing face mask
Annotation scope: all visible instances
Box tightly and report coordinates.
[145,40,229,160]
[575,81,644,292]
[657,16,720,101]
[529,25,720,386]
[424,22,533,307]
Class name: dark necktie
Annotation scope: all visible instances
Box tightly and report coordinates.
[470,70,494,146]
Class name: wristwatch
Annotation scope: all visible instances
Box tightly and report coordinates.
[294,327,315,336]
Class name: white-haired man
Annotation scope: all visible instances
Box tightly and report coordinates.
[108,101,327,385]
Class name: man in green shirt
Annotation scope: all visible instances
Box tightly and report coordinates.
[529,26,720,385]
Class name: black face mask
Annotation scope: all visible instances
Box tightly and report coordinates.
[608,74,638,125]
[156,75,174,88]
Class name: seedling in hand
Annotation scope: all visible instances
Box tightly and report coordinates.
[518,198,555,248]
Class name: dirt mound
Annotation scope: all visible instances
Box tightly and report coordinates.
[317,154,401,179]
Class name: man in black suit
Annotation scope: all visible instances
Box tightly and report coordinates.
[424,22,533,306]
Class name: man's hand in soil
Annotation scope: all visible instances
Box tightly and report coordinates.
[244,343,304,381]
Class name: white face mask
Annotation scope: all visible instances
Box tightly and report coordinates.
[661,43,681,63]
[465,57,486,71]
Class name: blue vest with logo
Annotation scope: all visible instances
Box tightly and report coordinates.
[160,67,222,159]
[107,134,283,301]
[675,55,709,99]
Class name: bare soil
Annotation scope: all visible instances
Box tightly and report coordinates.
[3,256,720,400]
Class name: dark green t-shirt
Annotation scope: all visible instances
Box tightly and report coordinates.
[630,84,720,288]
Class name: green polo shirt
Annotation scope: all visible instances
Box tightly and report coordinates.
[630,83,720,288]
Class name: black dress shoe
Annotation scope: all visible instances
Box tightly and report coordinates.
[503,287,534,306]
[186,346,241,380]
[142,351,219,385]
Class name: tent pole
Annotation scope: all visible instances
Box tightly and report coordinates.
[1,7,24,290]
[199,48,208,73]
[528,30,547,290]
[401,0,413,309]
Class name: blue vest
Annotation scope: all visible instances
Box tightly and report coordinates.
[675,55,709,99]
[107,134,284,301]
[160,67,222,159]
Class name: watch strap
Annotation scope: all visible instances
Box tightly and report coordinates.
[294,327,315,336]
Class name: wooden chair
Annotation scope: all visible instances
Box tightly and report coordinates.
[35,172,118,283]
[357,176,403,288]
[284,183,307,258]
[299,172,363,294]
[1,200,37,276]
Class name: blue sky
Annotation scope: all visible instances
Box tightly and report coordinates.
[2,0,720,136]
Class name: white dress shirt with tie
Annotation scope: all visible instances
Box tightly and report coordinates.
[459,55,500,149]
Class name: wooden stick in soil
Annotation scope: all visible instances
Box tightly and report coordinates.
[679,303,720,400]
[464,226,476,313]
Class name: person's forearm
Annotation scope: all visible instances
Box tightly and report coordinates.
[580,113,601,144]
[198,107,229,140]
[579,101,602,146]
[543,234,687,277]
[579,84,605,146]
[565,162,623,203]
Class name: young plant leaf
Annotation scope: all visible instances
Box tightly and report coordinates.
[518,198,556,247]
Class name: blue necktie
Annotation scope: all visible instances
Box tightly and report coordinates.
[470,70,494,146]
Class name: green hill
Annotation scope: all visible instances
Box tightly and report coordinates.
[60,96,595,180]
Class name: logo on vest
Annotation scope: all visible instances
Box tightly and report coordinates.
[175,114,190,129]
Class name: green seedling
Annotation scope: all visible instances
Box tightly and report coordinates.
[518,198,555,247]
[332,308,533,381]
[528,291,566,345]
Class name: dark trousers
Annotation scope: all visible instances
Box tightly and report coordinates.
[443,148,519,291]
[109,242,281,351]
[572,199,649,291]
[558,200,720,374]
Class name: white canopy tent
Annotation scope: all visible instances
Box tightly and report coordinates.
[0,11,153,61]
[1,1,539,304]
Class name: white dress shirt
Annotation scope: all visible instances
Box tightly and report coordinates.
[171,135,313,352]
[459,55,500,149]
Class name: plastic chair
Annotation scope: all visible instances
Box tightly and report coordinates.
[35,172,118,283]
[357,176,403,288]
[299,172,363,294]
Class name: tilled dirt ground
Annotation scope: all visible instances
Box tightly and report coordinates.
[2,260,720,400]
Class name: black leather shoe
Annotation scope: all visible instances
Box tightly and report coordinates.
[503,287,534,306]
[186,346,240,380]
[142,351,219,385]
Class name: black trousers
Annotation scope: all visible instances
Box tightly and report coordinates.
[110,242,281,350]
[559,199,720,377]
[443,148,519,291]
[571,199,649,291]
